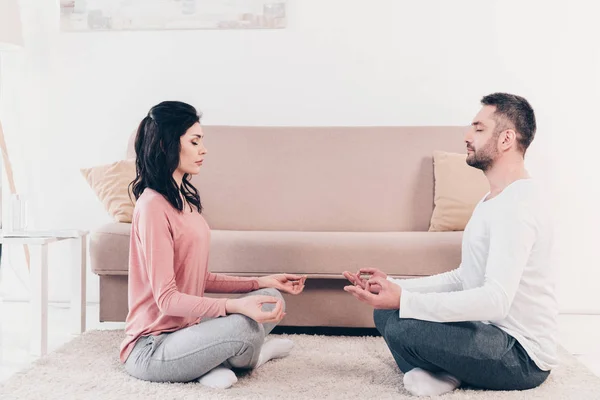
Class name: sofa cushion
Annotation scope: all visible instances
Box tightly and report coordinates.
[80,159,136,223]
[429,151,489,232]
[91,223,462,278]
[90,223,131,275]
[209,230,462,277]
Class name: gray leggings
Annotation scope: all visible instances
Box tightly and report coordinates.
[124,288,284,383]
[373,309,550,391]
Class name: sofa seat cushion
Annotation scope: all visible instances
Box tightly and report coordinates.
[209,230,462,277]
[90,223,462,278]
[90,222,132,275]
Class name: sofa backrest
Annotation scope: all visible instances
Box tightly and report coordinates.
[127,126,466,232]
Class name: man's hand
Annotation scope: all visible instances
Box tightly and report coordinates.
[342,267,388,294]
[343,277,402,309]
[257,274,307,295]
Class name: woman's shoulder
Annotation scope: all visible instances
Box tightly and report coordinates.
[134,189,173,216]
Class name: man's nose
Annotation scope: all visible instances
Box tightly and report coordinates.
[464,127,473,143]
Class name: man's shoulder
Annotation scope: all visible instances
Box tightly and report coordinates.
[503,179,546,206]
[503,179,553,226]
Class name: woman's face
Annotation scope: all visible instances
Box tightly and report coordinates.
[176,122,207,176]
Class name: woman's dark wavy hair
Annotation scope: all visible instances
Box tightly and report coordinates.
[129,101,202,213]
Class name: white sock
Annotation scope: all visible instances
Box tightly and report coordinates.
[198,366,238,389]
[403,368,460,397]
[255,338,294,369]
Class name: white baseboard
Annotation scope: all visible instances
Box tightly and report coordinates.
[0,298,99,306]
[559,309,600,315]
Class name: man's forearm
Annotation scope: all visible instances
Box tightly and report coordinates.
[388,267,463,293]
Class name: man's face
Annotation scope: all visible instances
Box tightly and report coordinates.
[464,105,500,172]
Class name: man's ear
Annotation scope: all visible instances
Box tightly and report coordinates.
[500,129,517,150]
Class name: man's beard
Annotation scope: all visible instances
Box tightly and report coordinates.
[466,138,498,172]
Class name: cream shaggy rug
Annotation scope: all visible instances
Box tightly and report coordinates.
[1,330,599,400]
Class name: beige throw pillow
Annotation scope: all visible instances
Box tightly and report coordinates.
[429,151,489,232]
[81,159,136,223]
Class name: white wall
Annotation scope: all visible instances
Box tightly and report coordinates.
[1,0,598,312]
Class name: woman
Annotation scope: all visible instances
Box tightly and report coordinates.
[121,101,306,389]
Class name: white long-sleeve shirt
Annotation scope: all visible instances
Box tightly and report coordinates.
[390,179,558,371]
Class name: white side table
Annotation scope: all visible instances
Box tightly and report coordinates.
[0,230,88,356]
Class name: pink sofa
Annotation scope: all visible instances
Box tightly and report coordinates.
[90,126,466,327]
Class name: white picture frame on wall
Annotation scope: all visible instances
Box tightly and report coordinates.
[59,0,287,31]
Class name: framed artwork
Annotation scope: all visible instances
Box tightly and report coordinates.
[60,0,287,31]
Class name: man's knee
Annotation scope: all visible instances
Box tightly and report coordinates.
[384,318,423,349]
[373,309,392,333]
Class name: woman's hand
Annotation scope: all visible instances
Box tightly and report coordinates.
[225,296,285,324]
[257,274,307,295]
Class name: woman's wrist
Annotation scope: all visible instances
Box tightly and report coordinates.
[256,276,268,289]
[225,298,238,314]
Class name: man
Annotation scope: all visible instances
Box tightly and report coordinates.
[344,93,557,397]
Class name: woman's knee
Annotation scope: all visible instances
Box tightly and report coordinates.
[258,288,286,312]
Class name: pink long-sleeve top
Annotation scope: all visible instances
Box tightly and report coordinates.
[120,188,259,362]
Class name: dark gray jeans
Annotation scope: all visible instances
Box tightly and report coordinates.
[124,288,283,383]
[373,309,550,390]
